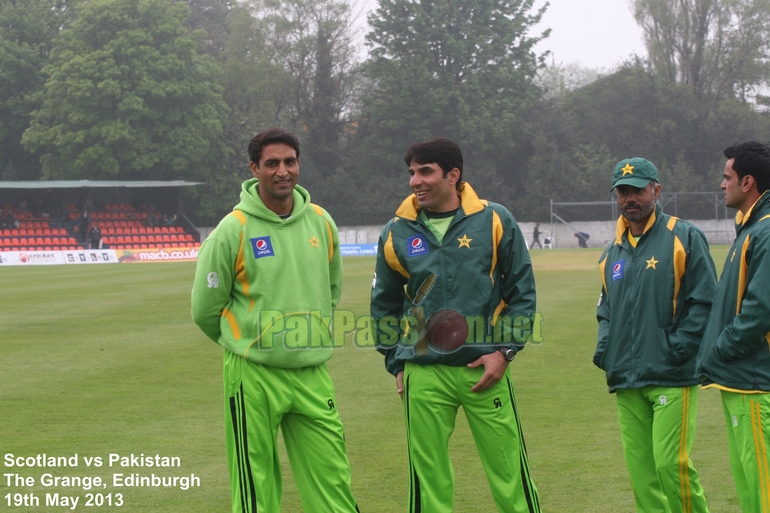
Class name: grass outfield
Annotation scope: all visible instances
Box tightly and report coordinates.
[0,246,741,512]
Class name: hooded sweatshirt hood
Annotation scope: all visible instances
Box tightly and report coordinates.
[235,178,311,223]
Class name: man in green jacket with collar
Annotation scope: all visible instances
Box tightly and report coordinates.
[696,141,770,513]
[595,158,716,513]
[371,137,541,513]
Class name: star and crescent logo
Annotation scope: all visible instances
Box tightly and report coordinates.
[621,163,635,175]
[308,235,320,248]
[646,256,659,269]
[457,234,472,248]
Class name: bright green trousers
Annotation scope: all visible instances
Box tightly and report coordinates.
[720,390,770,513]
[403,361,540,513]
[616,385,709,513]
[222,350,359,513]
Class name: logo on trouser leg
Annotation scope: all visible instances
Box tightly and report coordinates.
[327,399,335,410]
[493,398,502,409]
[659,395,667,405]
[733,415,738,427]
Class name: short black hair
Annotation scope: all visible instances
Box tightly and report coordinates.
[404,138,463,190]
[724,141,770,194]
[248,128,300,166]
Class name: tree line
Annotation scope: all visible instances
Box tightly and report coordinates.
[2,0,769,225]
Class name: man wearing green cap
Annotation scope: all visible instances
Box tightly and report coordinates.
[594,158,717,513]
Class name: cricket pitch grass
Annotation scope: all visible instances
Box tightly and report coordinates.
[0,246,741,512]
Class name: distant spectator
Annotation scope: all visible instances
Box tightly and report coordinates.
[162,213,177,226]
[75,209,91,241]
[1,208,18,229]
[531,223,543,249]
[145,212,158,228]
[87,223,102,249]
[575,231,590,248]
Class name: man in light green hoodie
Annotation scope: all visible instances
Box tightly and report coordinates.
[192,128,359,513]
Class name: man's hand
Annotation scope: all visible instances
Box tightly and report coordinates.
[468,351,509,392]
[396,371,404,399]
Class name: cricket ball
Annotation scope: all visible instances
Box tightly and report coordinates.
[426,309,468,352]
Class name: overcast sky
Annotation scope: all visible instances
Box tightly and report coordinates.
[355,0,647,71]
[532,0,646,70]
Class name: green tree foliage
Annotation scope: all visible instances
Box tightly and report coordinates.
[632,0,770,108]
[0,0,74,180]
[21,0,230,183]
[247,0,362,178]
[209,3,292,219]
[185,0,234,59]
[354,0,549,222]
[518,62,770,221]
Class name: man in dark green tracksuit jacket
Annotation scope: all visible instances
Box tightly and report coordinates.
[371,137,541,513]
[696,141,770,513]
[595,158,716,513]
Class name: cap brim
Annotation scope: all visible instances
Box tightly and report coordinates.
[611,177,652,191]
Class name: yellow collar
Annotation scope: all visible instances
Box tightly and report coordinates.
[395,182,485,220]
[736,191,769,226]
[614,208,657,248]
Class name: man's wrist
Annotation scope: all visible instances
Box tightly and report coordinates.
[498,347,516,362]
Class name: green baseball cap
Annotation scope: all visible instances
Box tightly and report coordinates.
[611,158,659,190]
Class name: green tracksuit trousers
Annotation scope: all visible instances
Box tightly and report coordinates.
[402,361,540,513]
[720,390,770,513]
[616,385,709,513]
[222,350,359,513]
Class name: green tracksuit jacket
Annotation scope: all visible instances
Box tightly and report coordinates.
[191,178,342,369]
[697,192,770,391]
[371,182,537,376]
[595,205,717,392]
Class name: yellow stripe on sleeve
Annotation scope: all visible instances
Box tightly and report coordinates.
[235,231,249,297]
[737,235,751,314]
[598,255,608,293]
[384,231,409,278]
[490,211,503,285]
[672,235,686,320]
[231,210,247,225]
[491,299,507,327]
[222,308,242,340]
[311,204,334,262]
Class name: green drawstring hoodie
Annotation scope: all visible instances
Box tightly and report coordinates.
[191,178,342,369]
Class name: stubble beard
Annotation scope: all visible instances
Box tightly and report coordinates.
[622,198,655,224]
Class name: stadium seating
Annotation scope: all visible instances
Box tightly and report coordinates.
[0,202,200,252]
